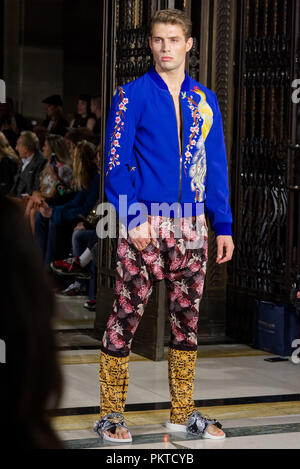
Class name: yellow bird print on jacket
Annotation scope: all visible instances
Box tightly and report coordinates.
[188,87,213,202]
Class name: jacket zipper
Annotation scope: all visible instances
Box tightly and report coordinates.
[171,95,183,217]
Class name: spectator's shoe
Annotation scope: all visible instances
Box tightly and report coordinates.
[83,299,97,311]
[51,256,92,279]
[59,281,88,297]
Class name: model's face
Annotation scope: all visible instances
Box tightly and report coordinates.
[149,23,193,73]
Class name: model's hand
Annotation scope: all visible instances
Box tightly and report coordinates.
[216,235,234,264]
[39,200,53,218]
[128,220,158,251]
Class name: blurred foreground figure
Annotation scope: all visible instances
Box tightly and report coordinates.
[0,195,63,449]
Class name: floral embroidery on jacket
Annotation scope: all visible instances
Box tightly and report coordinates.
[106,87,129,176]
[183,92,201,175]
[184,87,214,202]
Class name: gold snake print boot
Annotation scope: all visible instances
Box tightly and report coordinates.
[168,348,197,424]
[99,351,129,418]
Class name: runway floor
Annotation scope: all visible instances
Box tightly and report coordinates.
[51,315,300,450]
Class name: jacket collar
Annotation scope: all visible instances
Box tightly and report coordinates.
[148,65,191,92]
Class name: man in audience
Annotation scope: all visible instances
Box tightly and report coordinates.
[10,131,46,198]
[41,95,69,137]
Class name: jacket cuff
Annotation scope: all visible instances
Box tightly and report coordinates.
[123,213,148,231]
[118,200,148,231]
[213,223,232,237]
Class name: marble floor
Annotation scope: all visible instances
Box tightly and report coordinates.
[51,328,300,450]
[49,295,300,450]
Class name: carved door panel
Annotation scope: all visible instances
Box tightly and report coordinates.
[227,0,300,341]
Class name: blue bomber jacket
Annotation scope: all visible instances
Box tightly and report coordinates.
[105,66,233,237]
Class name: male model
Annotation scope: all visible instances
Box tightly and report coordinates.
[94,8,234,443]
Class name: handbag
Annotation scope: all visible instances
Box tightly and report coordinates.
[253,300,299,357]
[79,200,100,228]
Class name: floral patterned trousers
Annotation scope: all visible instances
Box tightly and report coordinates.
[101,214,208,358]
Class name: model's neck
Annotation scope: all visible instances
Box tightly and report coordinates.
[155,64,185,94]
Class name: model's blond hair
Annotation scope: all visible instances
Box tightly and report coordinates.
[150,8,192,41]
[73,140,96,190]
[0,131,19,162]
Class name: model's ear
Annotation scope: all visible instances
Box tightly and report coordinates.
[148,36,153,50]
[186,37,193,52]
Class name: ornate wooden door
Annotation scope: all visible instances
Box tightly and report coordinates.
[227,0,300,341]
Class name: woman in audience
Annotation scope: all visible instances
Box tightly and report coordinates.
[69,94,95,131]
[34,140,99,267]
[64,127,95,159]
[0,131,20,194]
[0,195,63,449]
[50,143,101,297]
[25,134,74,233]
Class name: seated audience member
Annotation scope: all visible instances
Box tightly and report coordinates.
[0,195,63,449]
[41,95,69,137]
[64,127,95,159]
[0,102,18,148]
[50,198,99,297]
[10,130,46,200]
[34,140,99,267]
[90,95,101,137]
[51,226,97,297]
[5,97,30,134]
[34,127,49,151]
[25,134,74,233]
[0,131,20,194]
[95,142,102,169]
[69,94,95,131]
[50,162,100,298]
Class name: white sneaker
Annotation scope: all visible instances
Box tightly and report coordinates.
[59,281,88,297]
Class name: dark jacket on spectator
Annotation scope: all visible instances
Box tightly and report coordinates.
[10,151,47,197]
[0,155,19,195]
[42,117,69,137]
[50,172,99,225]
